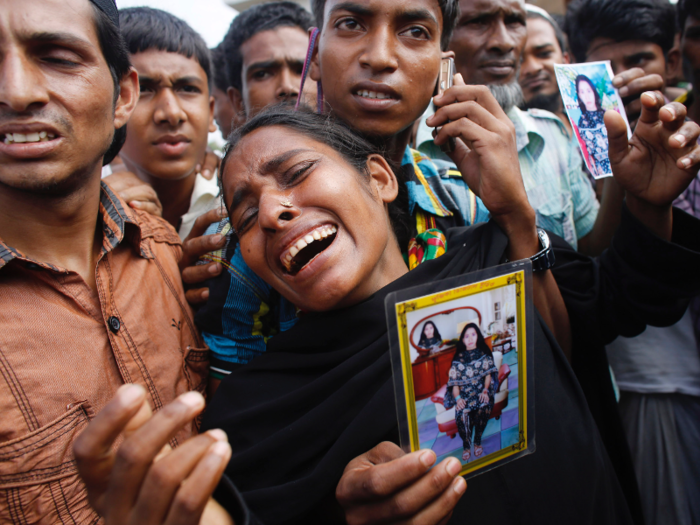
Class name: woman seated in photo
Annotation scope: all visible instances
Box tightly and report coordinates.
[417,321,444,353]
[443,323,498,460]
[75,95,700,525]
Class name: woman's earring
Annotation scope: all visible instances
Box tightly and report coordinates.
[280,200,293,208]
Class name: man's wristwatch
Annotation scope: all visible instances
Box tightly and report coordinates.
[531,228,555,272]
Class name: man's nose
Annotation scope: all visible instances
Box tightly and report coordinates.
[486,19,517,55]
[359,27,399,73]
[153,89,187,126]
[0,50,50,112]
[276,67,300,100]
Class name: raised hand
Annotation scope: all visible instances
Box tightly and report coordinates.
[180,207,228,306]
[612,68,664,125]
[195,148,222,181]
[427,75,530,223]
[336,442,466,525]
[73,385,233,525]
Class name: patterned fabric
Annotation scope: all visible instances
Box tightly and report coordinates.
[578,110,611,176]
[198,147,491,376]
[417,106,600,250]
[406,229,446,270]
[443,348,499,449]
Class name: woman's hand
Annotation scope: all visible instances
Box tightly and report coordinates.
[336,442,466,525]
[456,398,467,411]
[478,390,489,404]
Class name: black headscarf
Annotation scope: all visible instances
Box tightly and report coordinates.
[203,207,700,525]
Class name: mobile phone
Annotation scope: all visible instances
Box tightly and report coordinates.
[434,57,456,153]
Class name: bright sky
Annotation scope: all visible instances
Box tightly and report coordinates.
[116,0,238,49]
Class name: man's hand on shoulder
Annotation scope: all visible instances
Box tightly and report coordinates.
[103,171,163,218]
[336,442,466,525]
[607,91,700,239]
[73,384,233,525]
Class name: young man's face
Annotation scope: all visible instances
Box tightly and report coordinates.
[310,0,444,138]
[232,26,316,119]
[450,0,527,87]
[0,0,135,195]
[682,15,700,85]
[519,17,568,103]
[120,50,215,183]
[586,38,671,88]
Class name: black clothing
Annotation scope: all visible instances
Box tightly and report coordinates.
[205,206,700,525]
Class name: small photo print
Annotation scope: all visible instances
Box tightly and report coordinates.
[392,269,530,478]
[554,61,631,179]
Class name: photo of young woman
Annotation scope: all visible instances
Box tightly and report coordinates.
[417,321,443,353]
[576,74,611,177]
[442,323,499,460]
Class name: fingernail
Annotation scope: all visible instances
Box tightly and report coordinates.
[618,87,628,97]
[446,457,461,476]
[117,384,145,406]
[179,391,205,410]
[129,201,141,209]
[673,134,686,146]
[210,441,231,459]
[207,428,228,442]
[682,157,692,168]
[612,76,622,87]
[203,169,211,178]
[202,289,210,300]
[219,208,228,218]
[453,477,467,495]
[212,234,223,245]
[208,263,221,274]
[420,450,436,467]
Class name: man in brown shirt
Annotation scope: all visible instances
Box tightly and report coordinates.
[0,0,208,522]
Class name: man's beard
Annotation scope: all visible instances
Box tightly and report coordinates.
[522,91,562,114]
[487,81,525,112]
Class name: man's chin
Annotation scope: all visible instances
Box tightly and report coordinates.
[0,162,100,197]
[523,91,563,114]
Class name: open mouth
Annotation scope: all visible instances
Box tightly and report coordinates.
[354,90,396,100]
[280,224,337,275]
[2,131,56,144]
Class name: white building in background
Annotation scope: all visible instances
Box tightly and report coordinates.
[225,0,311,12]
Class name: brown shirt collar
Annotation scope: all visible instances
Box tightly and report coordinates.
[0,182,165,272]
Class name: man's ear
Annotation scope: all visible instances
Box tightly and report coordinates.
[562,52,570,65]
[227,87,246,118]
[114,67,139,129]
[208,95,217,133]
[367,154,399,204]
[441,50,456,60]
[309,28,321,82]
[665,46,682,84]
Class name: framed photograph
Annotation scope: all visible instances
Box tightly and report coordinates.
[554,60,631,179]
[386,262,535,479]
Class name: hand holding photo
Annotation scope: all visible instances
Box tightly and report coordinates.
[554,61,632,179]
[386,263,534,479]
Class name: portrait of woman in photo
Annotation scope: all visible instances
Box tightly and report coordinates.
[417,321,443,353]
[443,323,499,460]
[576,74,611,177]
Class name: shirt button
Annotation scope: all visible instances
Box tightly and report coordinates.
[108,316,121,333]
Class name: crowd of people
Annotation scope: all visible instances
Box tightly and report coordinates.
[1,0,699,524]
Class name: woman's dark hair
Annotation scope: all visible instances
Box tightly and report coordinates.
[310,0,459,51]
[418,321,442,347]
[91,3,131,165]
[219,105,411,248]
[565,0,676,63]
[455,322,492,359]
[575,74,602,113]
[119,7,212,87]
[222,2,314,93]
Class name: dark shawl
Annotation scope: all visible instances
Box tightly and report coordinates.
[204,206,700,525]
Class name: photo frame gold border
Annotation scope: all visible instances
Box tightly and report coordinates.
[394,270,528,477]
